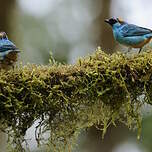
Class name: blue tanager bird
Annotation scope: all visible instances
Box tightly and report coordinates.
[105,18,152,53]
[0,32,20,69]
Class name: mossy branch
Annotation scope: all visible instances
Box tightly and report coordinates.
[1,47,152,151]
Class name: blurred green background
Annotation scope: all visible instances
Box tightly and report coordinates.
[0,0,152,151]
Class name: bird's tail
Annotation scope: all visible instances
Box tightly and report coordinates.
[14,49,20,53]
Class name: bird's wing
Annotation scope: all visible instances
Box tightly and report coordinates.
[0,39,18,52]
[0,45,18,52]
[121,24,152,37]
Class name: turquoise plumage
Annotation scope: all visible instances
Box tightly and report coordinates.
[105,18,152,53]
[0,32,20,69]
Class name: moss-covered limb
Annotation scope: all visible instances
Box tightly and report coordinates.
[0,48,152,151]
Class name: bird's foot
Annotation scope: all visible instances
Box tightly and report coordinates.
[138,48,142,54]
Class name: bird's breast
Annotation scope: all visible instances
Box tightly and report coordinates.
[113,29,124,43]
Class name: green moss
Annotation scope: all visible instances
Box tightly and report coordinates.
[0,47,152,151]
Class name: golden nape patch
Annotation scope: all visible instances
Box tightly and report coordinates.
[117,18,125,24]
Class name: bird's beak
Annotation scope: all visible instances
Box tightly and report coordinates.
[104,19,110,24]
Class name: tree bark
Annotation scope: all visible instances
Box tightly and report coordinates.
[93,0,115,53]
[0,0,16,150]
[0,0,16,34]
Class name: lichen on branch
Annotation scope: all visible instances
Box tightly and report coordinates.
[0,47,152,151]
